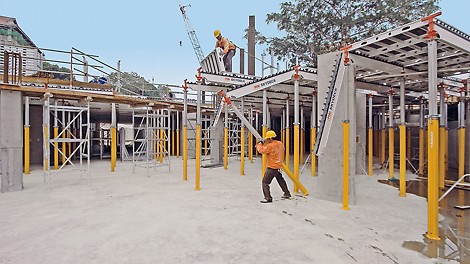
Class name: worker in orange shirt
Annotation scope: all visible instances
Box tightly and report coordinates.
[214,29,236,72]
[256,130,291,203]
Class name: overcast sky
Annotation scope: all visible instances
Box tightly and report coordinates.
[2,0,468,86]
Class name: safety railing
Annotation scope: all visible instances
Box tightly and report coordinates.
[0,43,175,98]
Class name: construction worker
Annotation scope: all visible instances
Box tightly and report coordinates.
[256,130,291,203]
[214,29,236,72]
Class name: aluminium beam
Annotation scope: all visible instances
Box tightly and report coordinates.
[227,70,297,98]
[349,19,428,52]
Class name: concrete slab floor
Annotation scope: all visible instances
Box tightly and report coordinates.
[0,158,454,264]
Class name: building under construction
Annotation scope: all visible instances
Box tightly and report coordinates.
[1,11,470,263]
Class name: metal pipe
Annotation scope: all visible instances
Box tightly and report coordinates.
[195,79,201,190]
[176,111,180,158]
[249,106,253,163]
[458,90,466,181]
[240,97,245,175]
[111,103,117,172]
[262,90,268,177]
[53,100,59,170]
[368,94,373,176]
[419,97,425,175]
[183,84,188,181]
[388,91,394,179]
[61,105,66,165]
[311,92,317,176]
[439,86,446,188]
[281,109,285,145]
[399,80,406,196]
[426,39,439,241]
[380,107,386,167]
[224,105,228,169]
[286,99,290,167]
[342,63,350,211]
[300,106,304,164]
[24,97,30,174]
[294,79,300,194]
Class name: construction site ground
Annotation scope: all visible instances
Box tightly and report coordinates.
[0,158,451,264]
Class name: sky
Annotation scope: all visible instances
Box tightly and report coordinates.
[1,0,469,87]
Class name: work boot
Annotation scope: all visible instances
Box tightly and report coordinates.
[260,199,272,203]
[282,193,291,199]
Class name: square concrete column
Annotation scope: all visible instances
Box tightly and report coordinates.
[356,93,367,175]
[1,91,23,192]
[317,52,356,204]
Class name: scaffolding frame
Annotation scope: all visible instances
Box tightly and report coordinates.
[132,108,170,176]
[43,96,91,184]
[187,114,214,165]
[227,116,248,159]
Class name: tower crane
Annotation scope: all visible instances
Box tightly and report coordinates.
[178,3,205,64]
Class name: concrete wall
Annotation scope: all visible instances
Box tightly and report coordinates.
[356,94,366,175]
[1,91,23,192]
[317,52,356,204]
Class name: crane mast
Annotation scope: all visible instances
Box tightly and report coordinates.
[179,4,205,64]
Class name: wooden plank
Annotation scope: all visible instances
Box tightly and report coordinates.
[19,76,113,90]
[0,83,205,112]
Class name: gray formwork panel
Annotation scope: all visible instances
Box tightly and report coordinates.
[1,90,23,192]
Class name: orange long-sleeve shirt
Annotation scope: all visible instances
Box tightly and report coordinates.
[215,37,236,54]
[256,140,285,169]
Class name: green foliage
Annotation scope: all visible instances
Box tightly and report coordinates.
[107,71,164,97]
[255,0,440,66]
[42,62,71,80]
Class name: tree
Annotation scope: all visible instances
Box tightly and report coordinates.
[107,71,164,97]
[42,62,72,80]
[256,0,440,66]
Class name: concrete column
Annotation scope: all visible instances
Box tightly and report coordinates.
[317,52,356,204]
[1,91,23,192]
[240,48,245,74]
[356,93,366,175]
[247,16,256,76]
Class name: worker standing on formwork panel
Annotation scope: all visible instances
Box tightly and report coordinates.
[214,29,236,72]
[256,130,291,203]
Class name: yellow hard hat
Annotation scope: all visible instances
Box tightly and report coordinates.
[214,29,221,38]
[265,130,276,139]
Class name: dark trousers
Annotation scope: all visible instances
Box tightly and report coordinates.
[262,168,290,201]
[223,49,235,72]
